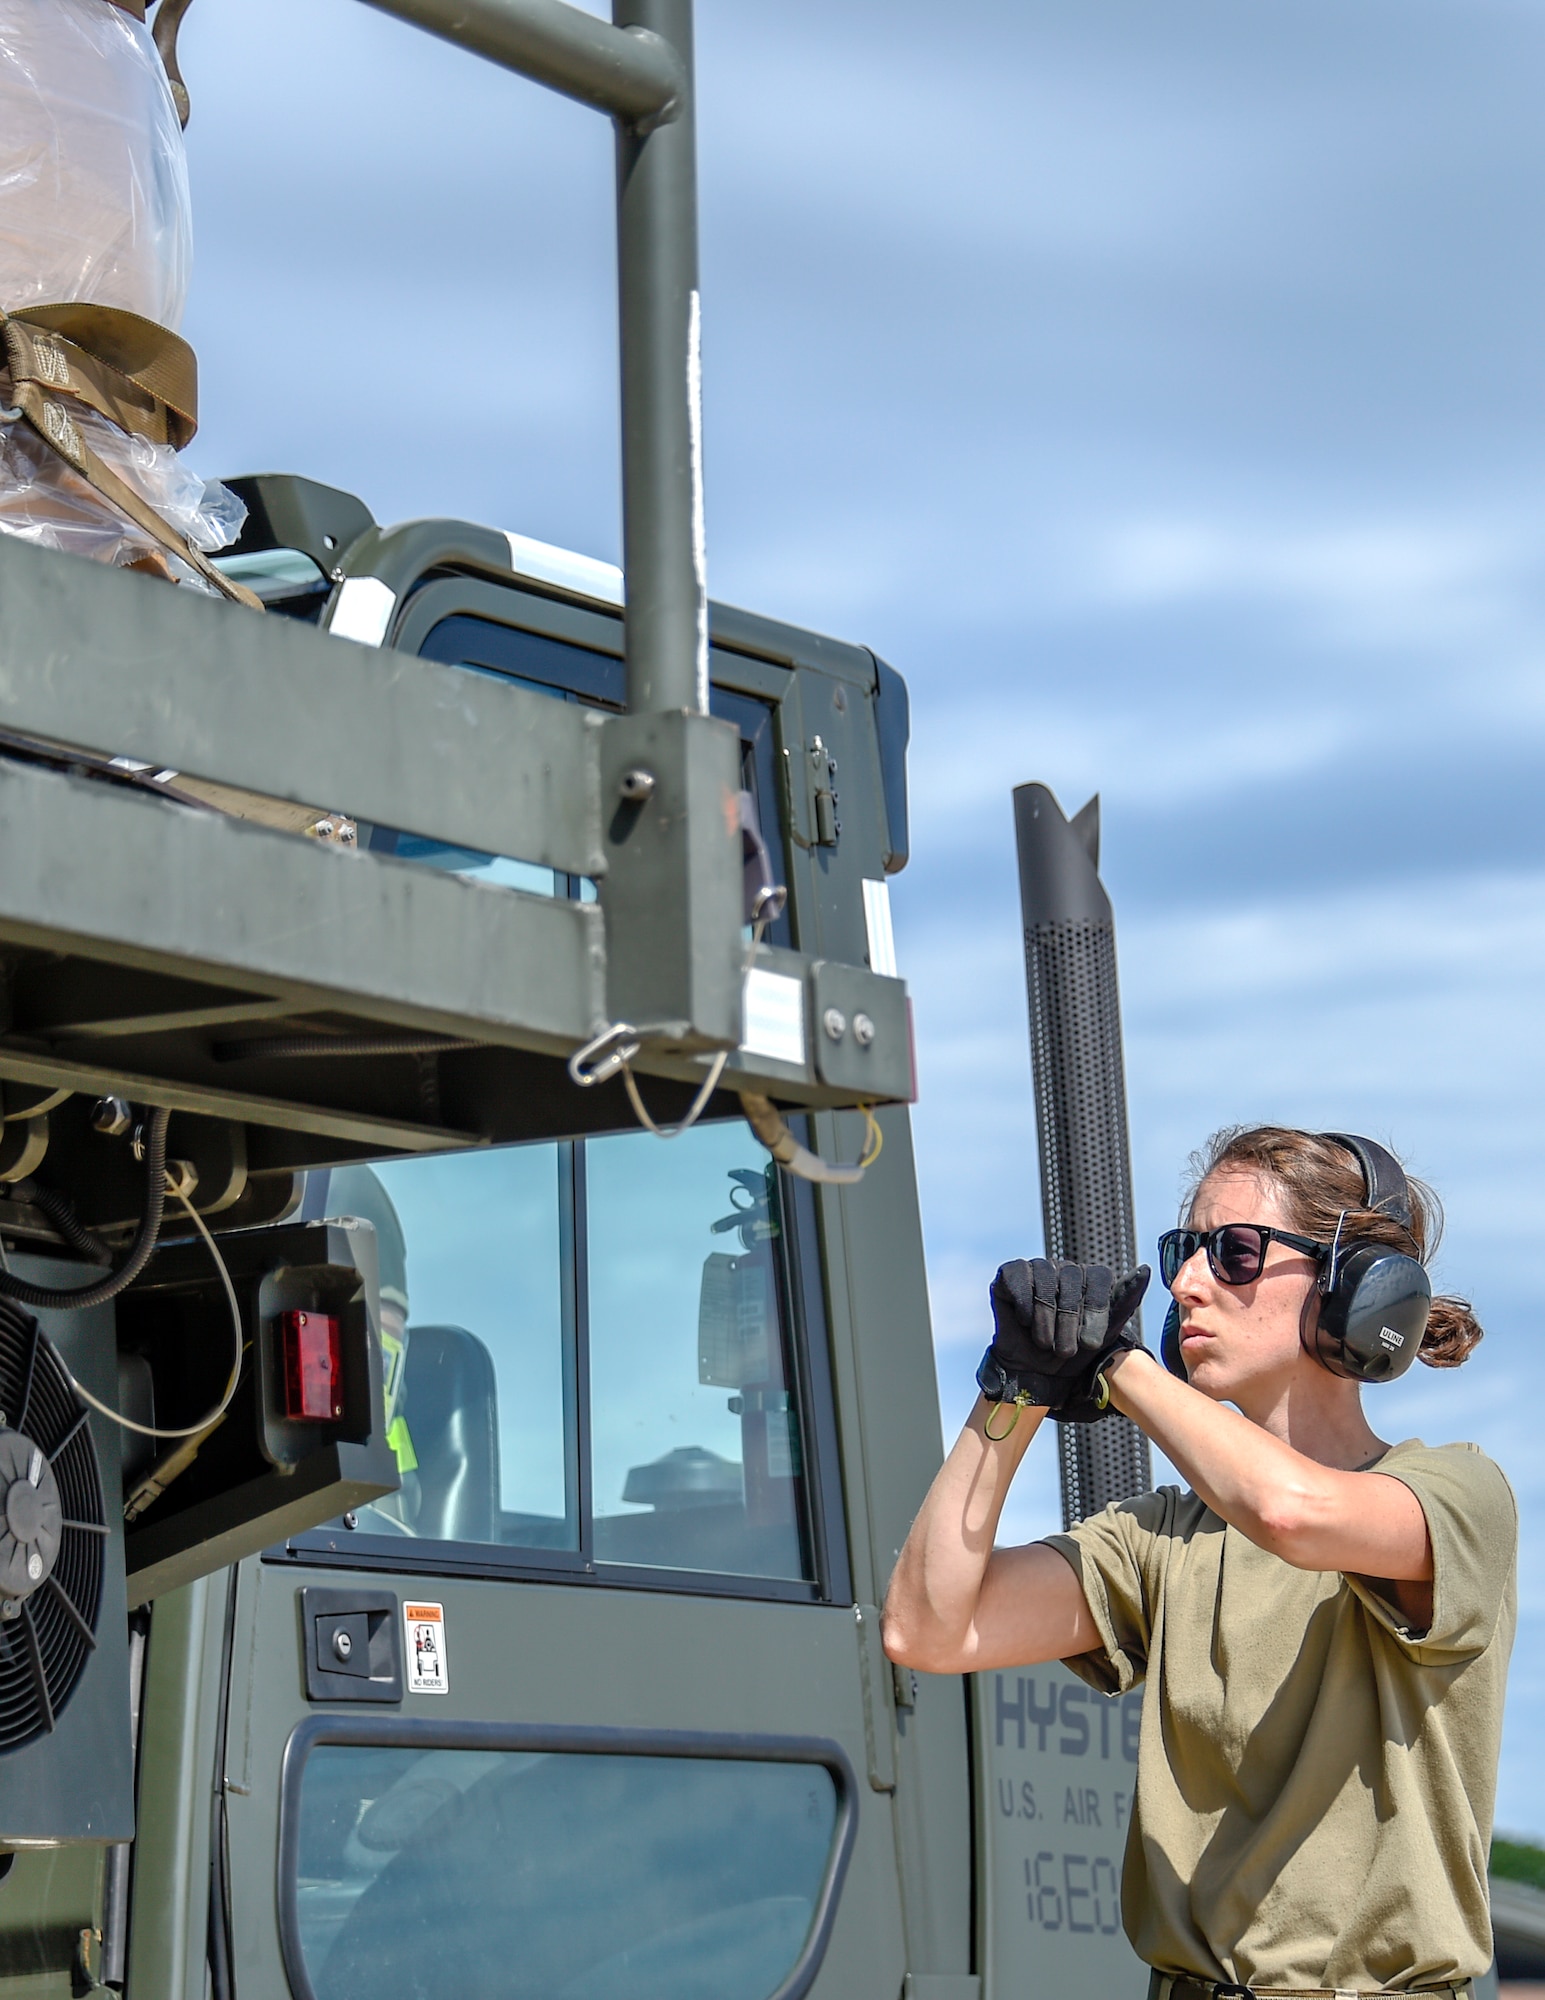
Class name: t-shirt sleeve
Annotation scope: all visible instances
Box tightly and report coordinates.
[1043,1486,1175,1695]
[1347,1442,1517,1664]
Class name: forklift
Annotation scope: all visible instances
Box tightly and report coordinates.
[0,2,1165,1995]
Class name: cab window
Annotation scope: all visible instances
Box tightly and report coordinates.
[284,609,827,1593]
[286,1735,846,2000]
[295,1120,824,1591]
[587,1123,805,1576]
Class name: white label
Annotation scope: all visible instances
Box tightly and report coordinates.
[741,968,805,1068]
[862,878,899,979]
[329,575,397,648]
[404,1601,449,1695]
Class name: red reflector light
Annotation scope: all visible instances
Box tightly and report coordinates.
[281,1310,342,1421]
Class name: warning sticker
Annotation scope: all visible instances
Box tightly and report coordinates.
[403,1602,449,1695]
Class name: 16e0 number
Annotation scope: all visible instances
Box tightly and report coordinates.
[1024,1851,1122,1936]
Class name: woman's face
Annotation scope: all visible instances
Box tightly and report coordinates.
[1172,1168,1321,1403]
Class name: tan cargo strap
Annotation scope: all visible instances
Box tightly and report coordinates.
[0,306,258,611]
[5,305,197,447]
[1150,1975,1474,2000]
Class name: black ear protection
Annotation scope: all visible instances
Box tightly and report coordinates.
[1161,1132,1431,1386]
[1160,1299,1185,1377]
[1307,1134,1432,1383]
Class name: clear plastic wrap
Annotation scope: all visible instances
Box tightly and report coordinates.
[0,0,244,579]
[0,0,190,328]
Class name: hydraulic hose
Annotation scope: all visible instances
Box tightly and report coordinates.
[739,1093,881,1186]
[0,1106,170,1310]
[20,1184,113,1265]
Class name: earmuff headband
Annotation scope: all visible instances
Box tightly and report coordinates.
[1318,1132,1413,1233]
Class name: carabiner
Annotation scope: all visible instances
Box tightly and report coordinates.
[567,1021,641,1088]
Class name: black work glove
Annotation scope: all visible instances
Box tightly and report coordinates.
[976,1258,1150,1417]
[1052,1274,1154,1424]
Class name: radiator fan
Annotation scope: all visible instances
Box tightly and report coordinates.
[0,1300,105,1750]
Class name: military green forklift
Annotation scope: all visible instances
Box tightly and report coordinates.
[0,487,1152,1999]
[0,3,1192,1998]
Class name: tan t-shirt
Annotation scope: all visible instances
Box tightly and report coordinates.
[1045,1439,1517,1991]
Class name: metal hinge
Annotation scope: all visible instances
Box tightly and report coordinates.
[854,1603,897,1791]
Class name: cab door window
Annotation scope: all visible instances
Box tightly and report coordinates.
[284,1732,850,2000]
[587,1123,807,1580]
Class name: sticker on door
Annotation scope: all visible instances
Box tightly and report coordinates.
[404,1602,449,1695]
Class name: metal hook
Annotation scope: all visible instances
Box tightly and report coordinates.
[567,1021,641,1088]
[151,0,196,128]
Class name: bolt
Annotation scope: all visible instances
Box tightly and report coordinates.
[617,768,655,804]
[332,1628,353,1663]
[822,1007,847,1042]
[853,1012,876,1047]
[91,1097,131,1137]
[342,1511,358,1531]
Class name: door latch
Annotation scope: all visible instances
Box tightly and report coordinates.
[300,1587,403,1702]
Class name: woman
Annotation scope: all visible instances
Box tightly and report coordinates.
[883,1126,1516,1999]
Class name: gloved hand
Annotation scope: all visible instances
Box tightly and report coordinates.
[976,1258,1150,1417]
[1051,1270,1154,1423]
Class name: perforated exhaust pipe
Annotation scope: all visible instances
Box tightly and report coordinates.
[1013,783,1153,1528]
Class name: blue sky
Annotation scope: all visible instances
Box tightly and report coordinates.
[180,0,1545,1834]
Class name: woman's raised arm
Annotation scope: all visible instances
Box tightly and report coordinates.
[1104,1349,1432,1592]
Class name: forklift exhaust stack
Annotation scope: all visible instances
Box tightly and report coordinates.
[1013,782,1153,1527]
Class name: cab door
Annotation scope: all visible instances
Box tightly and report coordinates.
[209,589,916,2000]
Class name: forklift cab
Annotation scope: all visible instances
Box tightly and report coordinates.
[79,480,978,2000]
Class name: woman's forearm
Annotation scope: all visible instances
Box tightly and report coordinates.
[1104,1350,1431,1580]
[881,1396,1044,1671]
[883,1398,1103,1673]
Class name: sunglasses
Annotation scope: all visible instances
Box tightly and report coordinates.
[1158,1223,1328,1290]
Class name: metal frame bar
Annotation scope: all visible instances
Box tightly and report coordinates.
[361,0,706,717]
[0,534,603,875]
[359,0,684,126]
